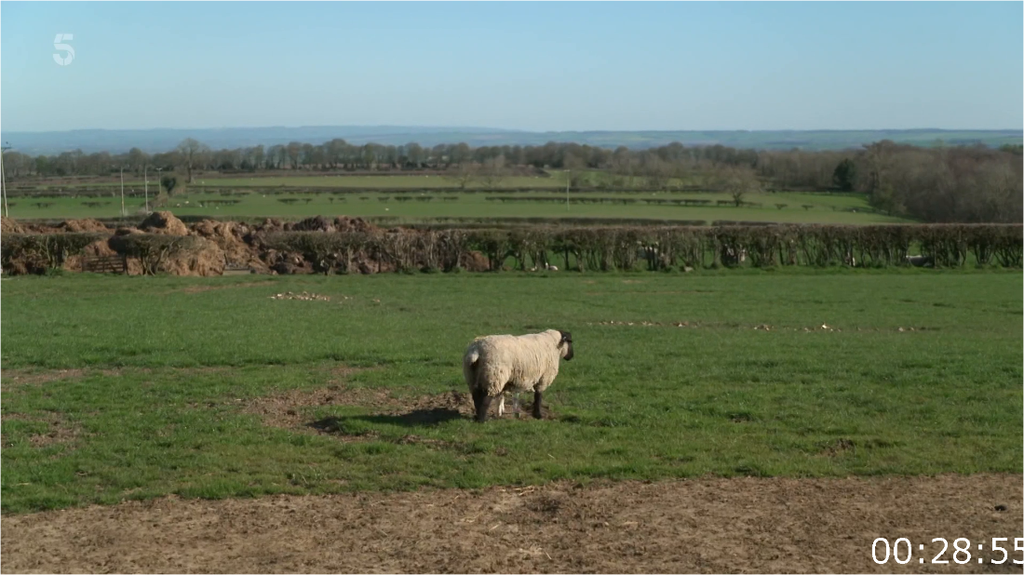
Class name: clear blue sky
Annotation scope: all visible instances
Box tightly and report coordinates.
[2,1,1021,132]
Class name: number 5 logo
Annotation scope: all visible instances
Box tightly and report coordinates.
[53,33,75,66]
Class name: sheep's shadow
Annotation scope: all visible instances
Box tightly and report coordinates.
[308,408,463,433]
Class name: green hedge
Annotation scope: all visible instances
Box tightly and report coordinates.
[4,224,1020,276]
[263,224,1022,273]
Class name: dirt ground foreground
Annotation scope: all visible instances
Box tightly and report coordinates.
[2,474,1021,574]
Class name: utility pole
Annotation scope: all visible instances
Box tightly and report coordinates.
[1,142,11,217]
[120,166,126,217]
[144,165,149,213]
[154,167,163,209]
[566,170,570,212]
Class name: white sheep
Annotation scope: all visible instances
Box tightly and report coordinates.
[905,254,934,267]
[462,329,574,422]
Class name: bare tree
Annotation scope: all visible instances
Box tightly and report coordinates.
[286,142,303,170]
[713,166,762,206]
[480,154,507,189]
[127,147,149,176]
[450,163,478,189]
[176,138,209,184]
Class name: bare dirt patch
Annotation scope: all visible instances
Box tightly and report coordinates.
[1,366,228,393]
[1,368,88,390]
[1,411,83,449]
[588,320,936,334]
[585,289,715,296]
[243,369,557,440]
[244,385,473,433]
[25,413,82,448]
[2,474,1020,574]
[175,281,276,294]
[820,438,857,457]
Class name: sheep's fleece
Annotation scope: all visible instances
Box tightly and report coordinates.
[463,329,574,421]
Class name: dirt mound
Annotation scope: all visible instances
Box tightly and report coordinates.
[289,215,336,232]
[2,213,489,277]
[283,215,379,234]
[1,216,26,234]
[461,250,490,272]
[154,237,225,277]
[2,219,58,234]
[138,211,189,236]
[266,251,314,275]
[3,474,1020,573]
[189,219,259,268]
[253,218,288,233]
[333,216,377,233]
[62,238,120,272]
[79,239,117,258]
[56,218,109,233]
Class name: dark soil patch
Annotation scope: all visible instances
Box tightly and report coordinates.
[243,384,473,431]
[820,438,857,456]
[243,369,559,439]
[2,474,1020,573]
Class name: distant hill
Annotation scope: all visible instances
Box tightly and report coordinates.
[1,126,1020,155]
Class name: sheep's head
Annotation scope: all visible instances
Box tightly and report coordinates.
[558,330,574,361]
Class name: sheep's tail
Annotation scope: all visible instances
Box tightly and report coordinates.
[463,348,481,390]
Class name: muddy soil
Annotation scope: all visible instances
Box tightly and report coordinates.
[2,474,1020,574]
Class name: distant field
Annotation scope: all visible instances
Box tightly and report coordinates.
[206,175,566,189]
[19,174,569,190]
[5,190,905,224]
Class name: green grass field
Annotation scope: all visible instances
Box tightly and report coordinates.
[6,189,905,224]
[1,270,1019,514]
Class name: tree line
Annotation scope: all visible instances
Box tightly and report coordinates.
[2,138,1021,223]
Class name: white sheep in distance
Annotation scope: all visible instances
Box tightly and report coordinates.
[462,329,574,422]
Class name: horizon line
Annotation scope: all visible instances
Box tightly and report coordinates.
[3,126,1023,135]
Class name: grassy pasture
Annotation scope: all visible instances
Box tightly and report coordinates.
[1,270,1020,514]
[4,189,905,224]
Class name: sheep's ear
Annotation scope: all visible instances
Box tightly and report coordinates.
[558,330,572,344]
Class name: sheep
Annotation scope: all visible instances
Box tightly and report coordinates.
[905,254,934,267]
[462,329,574,422]
[720,246,747,266]
[843,250,857,267]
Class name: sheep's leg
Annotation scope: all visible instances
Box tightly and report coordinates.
[512,393,521,418]
[497,394,505,417]
[472,388,493,423]
[532,390,543,419]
